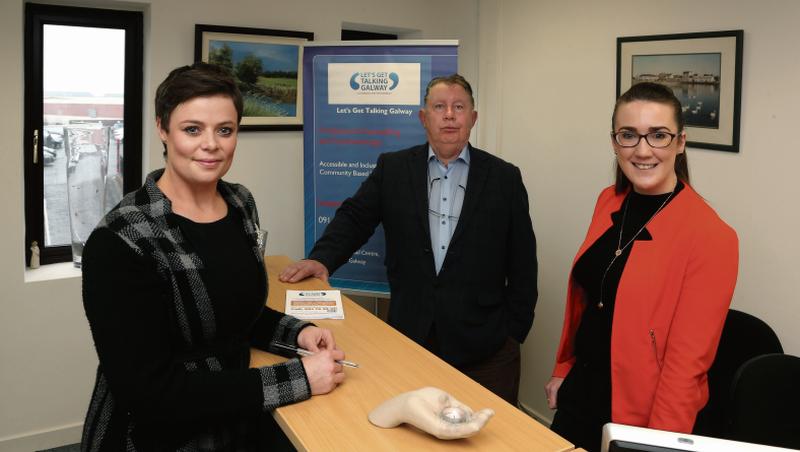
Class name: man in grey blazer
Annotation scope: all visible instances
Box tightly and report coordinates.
[280,74,537,405]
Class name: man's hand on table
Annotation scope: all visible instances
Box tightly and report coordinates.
[279,259,330,284]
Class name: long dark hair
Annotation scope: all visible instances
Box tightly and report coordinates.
[612,82,689,194]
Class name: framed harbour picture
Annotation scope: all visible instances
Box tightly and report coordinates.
[617,30,743,152]
[195,24,313,131]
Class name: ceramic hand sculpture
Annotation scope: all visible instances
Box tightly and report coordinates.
[368,387,494,440]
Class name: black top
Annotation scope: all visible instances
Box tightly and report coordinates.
[172,207,266,342]
[82,171,313,450]
[82,205,275,432]
[567,181,685,421]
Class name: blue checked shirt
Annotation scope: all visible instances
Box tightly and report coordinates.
[428,145,470,274]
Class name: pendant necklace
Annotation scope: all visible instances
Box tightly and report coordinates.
[596,187,676,309]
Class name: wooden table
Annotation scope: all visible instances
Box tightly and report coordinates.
[252,256,574,451]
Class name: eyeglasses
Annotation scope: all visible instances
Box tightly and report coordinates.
[611,130,678,148]
[428,177,466,222]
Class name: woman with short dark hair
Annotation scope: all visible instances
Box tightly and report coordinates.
[81,62,346,450]
[545,82,738,451]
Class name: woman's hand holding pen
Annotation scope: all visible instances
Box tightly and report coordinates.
[302,349,346,394]
[297,326,346,394]
[297,326,336,352]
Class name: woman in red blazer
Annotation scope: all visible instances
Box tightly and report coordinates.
[545,82,738,451]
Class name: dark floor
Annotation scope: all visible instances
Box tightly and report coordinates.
[39,445,80,452]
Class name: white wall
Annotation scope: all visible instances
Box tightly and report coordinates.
[477,0,800,423]
[6,0,800,447]
[0,0,478,448]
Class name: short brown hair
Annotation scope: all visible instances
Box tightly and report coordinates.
[423,73,474,107]
[612,82,690,193]
[155,62,243,129]
[154,62,243,157]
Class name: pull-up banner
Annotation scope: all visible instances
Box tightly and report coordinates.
[303,41,458,293]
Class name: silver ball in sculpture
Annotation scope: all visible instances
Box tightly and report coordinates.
[440,406,470,424]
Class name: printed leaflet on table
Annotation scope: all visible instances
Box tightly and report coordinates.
[285,290,345,320]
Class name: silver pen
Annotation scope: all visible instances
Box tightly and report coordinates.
[273,342,359,368]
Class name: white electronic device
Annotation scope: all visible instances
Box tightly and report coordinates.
[601,423,795,452]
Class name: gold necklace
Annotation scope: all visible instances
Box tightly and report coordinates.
[597,187,676,309]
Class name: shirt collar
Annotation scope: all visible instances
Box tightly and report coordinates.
[428,144,471,166]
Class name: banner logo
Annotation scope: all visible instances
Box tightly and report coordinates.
[329,63,420,105]
[349,72,400,91]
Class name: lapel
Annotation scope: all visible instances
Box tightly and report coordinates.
[218,181,263,265]
[574,188,625,264]
[450,144,488,246]
[409,144,431,239]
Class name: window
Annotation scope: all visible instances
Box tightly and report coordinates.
[24,4,143,266]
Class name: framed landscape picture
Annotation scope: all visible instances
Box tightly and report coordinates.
[617,30,743,152]
[195,24,313,131]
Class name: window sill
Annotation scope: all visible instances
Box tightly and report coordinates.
[24,262,82,283]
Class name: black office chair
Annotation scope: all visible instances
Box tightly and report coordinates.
[692,309,783,438]
[726,353,800,449]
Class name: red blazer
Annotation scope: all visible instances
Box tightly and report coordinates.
[552,183,738,433]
